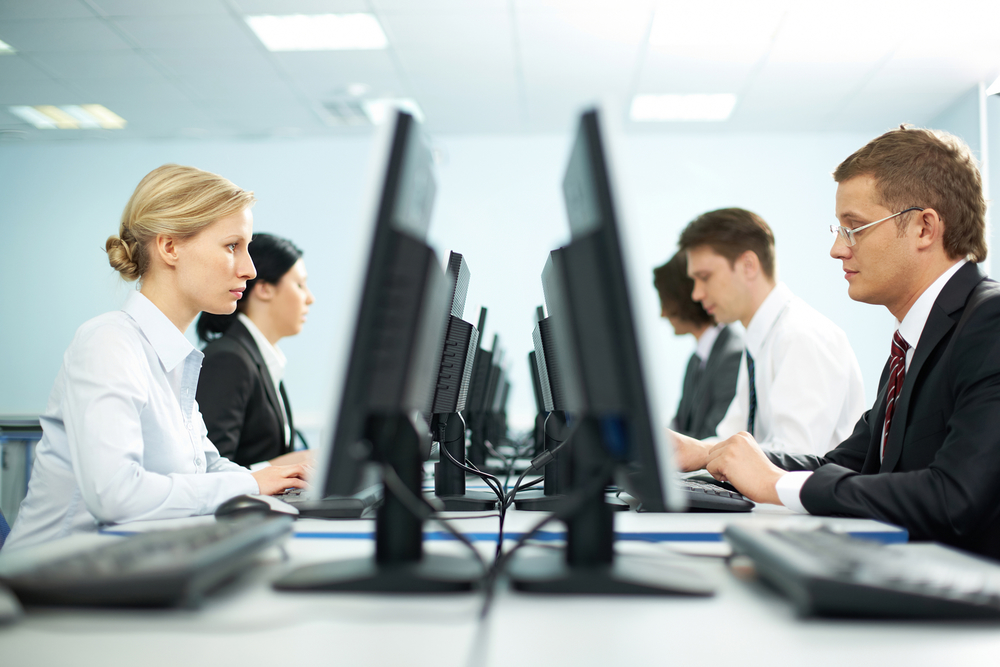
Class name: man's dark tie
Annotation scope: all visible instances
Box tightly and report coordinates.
[746,351,757,436]
[881,331,909,460]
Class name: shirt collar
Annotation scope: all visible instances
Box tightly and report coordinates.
[744,282,793,356]
[896,259,968,350]
[238,313,286,382]
[694,324,723,364]
[122,291,198,373]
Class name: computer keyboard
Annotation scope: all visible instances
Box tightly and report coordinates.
[680,478,754,512]
[275,483,383,519]
[0,515,293,608]
[725,525,1000,619]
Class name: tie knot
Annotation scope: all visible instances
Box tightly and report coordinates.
[891,331,909,359]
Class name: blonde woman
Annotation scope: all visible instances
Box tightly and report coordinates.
[5,165,308,551]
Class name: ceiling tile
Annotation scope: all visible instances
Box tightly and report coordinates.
[148,47,276,78]
[90,0,230,17]
[379,12,511,51]
[375,0,509,12]
[234,0,371,13]
[0,1,94,20]
[30,51,164,80]
[0,18,133,52]
[0,55,52,82]
[0,79,81,105]
[272,50,401,89]
[70,78,190,106]
[111,16,260,50]
[182,71,293,102]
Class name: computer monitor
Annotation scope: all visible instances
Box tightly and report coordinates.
[464,323,496,468]
[274,110,482,593]
[429,251,497,511]
[508,108,707,596]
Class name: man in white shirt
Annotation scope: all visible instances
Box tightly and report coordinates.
[672,208,865,457]
[675,126,1000,560]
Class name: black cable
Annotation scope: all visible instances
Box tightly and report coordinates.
[478,458,617,619]
[440,443,504,504]
[379,463,487,576]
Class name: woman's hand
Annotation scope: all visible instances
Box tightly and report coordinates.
[269,450,314,467]
[251,463,309,496]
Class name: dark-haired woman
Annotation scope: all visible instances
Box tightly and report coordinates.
[196,233,315,469]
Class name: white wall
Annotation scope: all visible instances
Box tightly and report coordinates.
[0,127,912,441]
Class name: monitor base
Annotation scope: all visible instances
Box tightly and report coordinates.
[274,553,483,593]
[514,492,629,512]
[507,549,715,596]
[431,490,498,511]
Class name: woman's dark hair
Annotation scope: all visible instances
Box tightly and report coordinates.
[196,233,303,343]
[652,251,713,327]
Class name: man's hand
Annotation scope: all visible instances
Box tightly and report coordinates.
[251,463,309,496]
[705,432,785,505]
[669,429,713,472]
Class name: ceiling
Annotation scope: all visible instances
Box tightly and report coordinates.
[1,0,999,142]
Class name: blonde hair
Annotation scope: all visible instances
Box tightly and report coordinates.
[106,164,257,281]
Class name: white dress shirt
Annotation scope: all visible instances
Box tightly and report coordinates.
[776,260,968,513]
[5,291,259,551]
[713,282,866,456]
[237,313,291,447]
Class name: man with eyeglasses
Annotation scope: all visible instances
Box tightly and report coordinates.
[671,207,865,457]
[674,125,1000,559]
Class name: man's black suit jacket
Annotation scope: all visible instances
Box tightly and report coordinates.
[672,324,744,440]
[196,320,294,468]
[767,262,1000,559]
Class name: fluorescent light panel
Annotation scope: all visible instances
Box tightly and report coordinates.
[630,94,737,121]
[0,38,14,54]
[8,104,126,129]
[246,14,387,51]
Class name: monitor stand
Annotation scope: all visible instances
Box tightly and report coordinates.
[515,411,628,512]
[274,412,483,593]
[507,417,715,596]
[431,413,498,511]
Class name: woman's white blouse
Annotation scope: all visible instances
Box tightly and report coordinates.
[5,291,258,551]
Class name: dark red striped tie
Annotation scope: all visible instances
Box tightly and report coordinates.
[881,331,910,461]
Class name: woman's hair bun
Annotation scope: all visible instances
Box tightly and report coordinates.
[106,235,141,281]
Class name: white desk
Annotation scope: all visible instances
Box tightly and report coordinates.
[1,507,996,667]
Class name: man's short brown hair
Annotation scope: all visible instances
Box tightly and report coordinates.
[677,207,776,279]
[653,251,713,327]
[834,125,986,263]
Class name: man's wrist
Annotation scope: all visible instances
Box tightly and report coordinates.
[774,471,812,513]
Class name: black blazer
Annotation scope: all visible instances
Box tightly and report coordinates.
[767,263,1000,559]
[196,320,294,468]
[672,324,743,440]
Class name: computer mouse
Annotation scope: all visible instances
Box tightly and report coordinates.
[214,494,300,520]
[0,582,23,625]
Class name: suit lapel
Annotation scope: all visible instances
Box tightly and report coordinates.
[862,359,892,474]
[229,320,287,444]
[880,263,986,472]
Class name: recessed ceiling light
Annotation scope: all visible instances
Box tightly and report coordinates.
[347,83,370,97]
[245,14,388,51]
[8,104,126,129]
[629,94,737,122]
[987,75,1000,96]
[362,99,424,125]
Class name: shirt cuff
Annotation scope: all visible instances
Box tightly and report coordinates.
[775,471,813,514]
[249,461,271,472]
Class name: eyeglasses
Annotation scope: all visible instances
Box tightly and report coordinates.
[829,207,925,246]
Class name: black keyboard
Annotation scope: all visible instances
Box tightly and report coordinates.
[725,525,1000,619]
[0,515,293,608]
[681,478,754,512]
[276,483,383,519]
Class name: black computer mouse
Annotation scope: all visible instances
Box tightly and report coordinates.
[214,494,300,520]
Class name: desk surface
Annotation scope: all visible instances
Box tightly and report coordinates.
[0,506,995,667]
